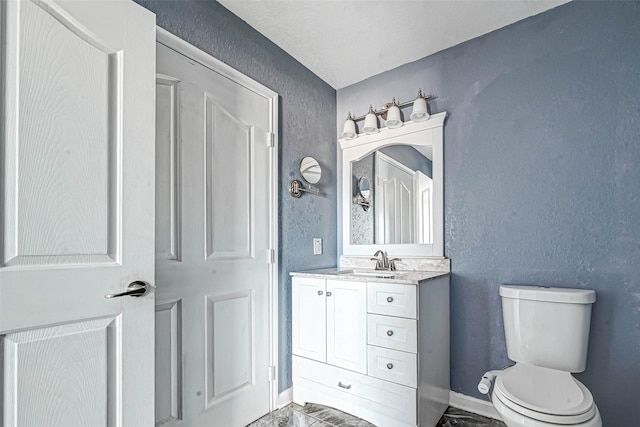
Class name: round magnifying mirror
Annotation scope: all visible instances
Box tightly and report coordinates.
[300,157,321,184]
[358,177,371,200]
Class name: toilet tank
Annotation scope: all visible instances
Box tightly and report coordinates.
[500,285,596,372]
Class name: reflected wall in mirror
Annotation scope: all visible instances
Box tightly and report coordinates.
[340,112,446,257]
[351,146,433,245]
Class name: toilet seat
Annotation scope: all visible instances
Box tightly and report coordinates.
[493,364,596,424]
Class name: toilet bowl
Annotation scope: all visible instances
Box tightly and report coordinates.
[491,364,601,427]
[481,285,601,427]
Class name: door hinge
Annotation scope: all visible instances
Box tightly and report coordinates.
[267,248,275,264]
[268,365,276,381]
[267,132,275,148]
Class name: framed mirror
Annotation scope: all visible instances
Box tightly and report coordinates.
[340,112,446,257]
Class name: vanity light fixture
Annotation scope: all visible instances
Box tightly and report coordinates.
[340,112,358,140]
[340,90,434,139]
[409,89,430,122]
[385,98,403,129]
[361,105,379,135]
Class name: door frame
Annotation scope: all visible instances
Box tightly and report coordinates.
[156,27,280,411]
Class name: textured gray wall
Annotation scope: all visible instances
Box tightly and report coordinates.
[135,0,337,392]
[338,1,640,422]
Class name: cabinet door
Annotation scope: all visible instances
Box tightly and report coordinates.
[292,278,326,362]
[326,280,367,373]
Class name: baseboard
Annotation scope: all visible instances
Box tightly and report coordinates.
[449,391,500,420]
[276,387,293,409]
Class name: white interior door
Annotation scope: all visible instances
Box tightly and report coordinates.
[0,1,156,426]
[155,40,276,427]
[375,152,415,244]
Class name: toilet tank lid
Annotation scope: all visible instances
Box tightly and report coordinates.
[500,285,596,304]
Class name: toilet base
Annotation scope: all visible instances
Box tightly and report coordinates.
[492,392,602,427]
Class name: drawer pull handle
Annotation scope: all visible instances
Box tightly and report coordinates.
[386,330,394,336]
[318,290,323,295]
[387,296,394,303]
[326,291,332,296]
[338,381,352,390]
[387,363,394,370]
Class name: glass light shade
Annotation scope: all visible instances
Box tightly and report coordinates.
[410,96,429,122]
[341,114,358,139]
[362,106,379,134]
[385,104,403,129]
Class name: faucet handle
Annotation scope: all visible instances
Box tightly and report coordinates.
[370,257,384,270]
[388,258,402,271]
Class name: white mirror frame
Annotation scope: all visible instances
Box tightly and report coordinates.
[340,112,446,257]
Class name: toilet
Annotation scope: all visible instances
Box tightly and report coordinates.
[487,285,602,427]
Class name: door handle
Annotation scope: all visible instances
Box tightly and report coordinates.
[105,281,149,299]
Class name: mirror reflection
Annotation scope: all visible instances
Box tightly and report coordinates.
[300,157,321,184]
[351,145,433,245]
[358,177,371,200]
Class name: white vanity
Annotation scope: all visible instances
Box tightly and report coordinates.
[291,112,450,426]
[291,267,450,427]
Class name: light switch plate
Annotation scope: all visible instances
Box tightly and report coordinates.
[313,238,322,255]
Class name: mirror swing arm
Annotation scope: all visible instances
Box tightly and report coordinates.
[340,112,447,258]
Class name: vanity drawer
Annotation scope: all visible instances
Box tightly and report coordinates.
[294,355,416,426]
[367,345,417,388]
[367,282,417,318]
[367,314,417,353]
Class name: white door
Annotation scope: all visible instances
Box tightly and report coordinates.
[326,280,367,374]
[0,1,156,426]
[155,40,276,427]
[375,152,415,244]
[292,278,326,363]
[415,171,433,244]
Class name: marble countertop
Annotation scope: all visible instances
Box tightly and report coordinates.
[290,267,449,285]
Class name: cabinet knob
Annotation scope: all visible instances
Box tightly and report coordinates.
[387,363,394,370]
[386,296,394,303]
[326,291,332,296]
[386,330,394,336]
[318,290,323,295]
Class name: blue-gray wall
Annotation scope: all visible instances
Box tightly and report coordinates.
[338,1,640,422]
[135,0,337,392]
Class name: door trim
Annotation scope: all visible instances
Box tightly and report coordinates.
[156,27,280,411]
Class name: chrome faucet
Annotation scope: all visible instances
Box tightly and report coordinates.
[371,250,402,271]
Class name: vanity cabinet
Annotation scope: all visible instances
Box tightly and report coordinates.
[292,278,367,373]
[292,273,450,427]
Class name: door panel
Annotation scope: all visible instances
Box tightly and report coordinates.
[326,280,367,374]
[205,100,253,260]
[155,300,182,425]
[292,278,326,363]
[1,0,156,425]
[3,318,116,426]
[155,41,275,427]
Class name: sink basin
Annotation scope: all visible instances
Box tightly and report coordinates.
[347,269,397,278]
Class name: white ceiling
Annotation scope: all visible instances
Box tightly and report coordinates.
[218,0,570,89]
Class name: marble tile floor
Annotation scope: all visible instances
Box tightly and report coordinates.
[246,403,506,427]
